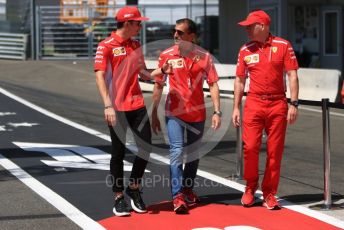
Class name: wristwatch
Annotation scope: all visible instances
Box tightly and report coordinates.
[213,111,222,117]
[290,100,299,108]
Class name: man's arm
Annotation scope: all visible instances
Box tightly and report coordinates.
[287,69,299,124]
[138,61,154,80]
[232,76,246,127]
[151,82,164,134]
[139,60,172,80]
[209,82,221,130]
[95,70,116,126]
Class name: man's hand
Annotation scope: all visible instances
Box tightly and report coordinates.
[161,59,173,74]
[232,108,241,128]
[105,107,116,126]
[151,112,161,135]
[287,105,298,124]
[211,114,221,130]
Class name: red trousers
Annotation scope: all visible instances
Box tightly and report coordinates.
[243,95,288,198]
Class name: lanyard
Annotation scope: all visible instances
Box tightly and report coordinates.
[184,55,199,89]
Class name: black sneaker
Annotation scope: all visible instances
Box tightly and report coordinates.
[125,187,147,213]
[113,196,130,216]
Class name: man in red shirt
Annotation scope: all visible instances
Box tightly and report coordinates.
[151,18,221,214]
[94,6,169,217]
[232,10,299,210]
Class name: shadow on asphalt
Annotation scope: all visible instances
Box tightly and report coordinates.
[281,193,344,205]
[146,192,243,215]
[0,213,66,221]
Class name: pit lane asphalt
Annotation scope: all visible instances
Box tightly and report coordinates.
[0,60,343,229]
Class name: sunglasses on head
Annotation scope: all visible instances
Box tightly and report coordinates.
[172,29,186,36]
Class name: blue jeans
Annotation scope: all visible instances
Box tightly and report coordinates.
[166,117,205,198]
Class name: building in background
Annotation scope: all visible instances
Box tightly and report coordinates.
[219,0,344,73]
[60,0,116,24]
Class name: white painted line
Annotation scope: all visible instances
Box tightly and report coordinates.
[7,122,39,127]
[0,154,105,230]
[1,86,344,228]
[12,141,150,172]
[279,199,344,229]
[0,112,16,116]
[0,87,111,142]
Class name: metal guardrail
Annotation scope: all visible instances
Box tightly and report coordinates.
[0,33,28,60]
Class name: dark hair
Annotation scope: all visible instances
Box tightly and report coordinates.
[176,18,197,35]
[117,21,125,29]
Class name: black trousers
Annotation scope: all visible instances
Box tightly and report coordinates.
[108,107,152,193]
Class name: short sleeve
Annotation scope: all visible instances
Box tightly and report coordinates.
[205,54,219,84]
[94,42,110,72]
[284,42,299,71]
[235,49,246,78]
[158,53,169,68]
[155,53,168,84]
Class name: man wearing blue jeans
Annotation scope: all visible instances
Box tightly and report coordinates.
[151,18,221,214]
[166,117,204,203]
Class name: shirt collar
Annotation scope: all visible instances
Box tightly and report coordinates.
[265,33,273,46]
[253,33,273,48]
[175,44,198,58]
[111,32,130,44]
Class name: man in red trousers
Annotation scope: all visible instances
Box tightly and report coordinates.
[232,10,299,210]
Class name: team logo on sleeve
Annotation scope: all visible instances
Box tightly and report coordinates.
[272,47,278,53]
[112,47,126,56]
[168,58,184,68]
[244,54,259,64]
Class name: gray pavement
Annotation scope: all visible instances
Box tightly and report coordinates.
[0,165,81,230]
[0,60,344,227]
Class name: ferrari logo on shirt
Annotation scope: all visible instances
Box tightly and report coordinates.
[112,47,126,56]
[168,59,184,68]
[244,54,259,64]
[272,47,278,53]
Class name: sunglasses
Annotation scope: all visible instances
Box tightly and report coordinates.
[128,21,142,26]
[172,29,186,36]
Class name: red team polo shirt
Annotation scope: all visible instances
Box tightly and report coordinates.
[94,32,145,111]
[236,34,299,94]
[156,45,219,122]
